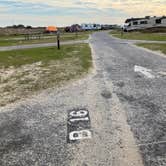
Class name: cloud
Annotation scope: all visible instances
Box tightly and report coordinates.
[0,0,165,26]
[0,12,126,27]
[0,6,8,13]
[0,0,101,16]
[109,0,166,16]
[4,0,81,8]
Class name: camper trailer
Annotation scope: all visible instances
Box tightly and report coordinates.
[81,24,101,30]
[123,16,166,31]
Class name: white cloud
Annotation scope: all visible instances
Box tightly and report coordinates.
[0,0,165,26]
[8,0,81,8]
[109,0,166,16]
[0,6,8,12]
[5,0,166,14]
[0,12,126,27]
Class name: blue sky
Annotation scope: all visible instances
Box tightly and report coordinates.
[0,0,165,27]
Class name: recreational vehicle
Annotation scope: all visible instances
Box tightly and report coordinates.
[123,16,166,31]
[81,24,101,30]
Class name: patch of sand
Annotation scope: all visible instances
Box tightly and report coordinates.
[0,57,84,106]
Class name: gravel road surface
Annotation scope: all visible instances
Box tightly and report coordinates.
[0,31,166,166]
[96,32,166,166]
[0,40,88,51]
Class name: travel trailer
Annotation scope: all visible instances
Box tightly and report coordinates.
[81,23,101,30]
[123,16,166,31]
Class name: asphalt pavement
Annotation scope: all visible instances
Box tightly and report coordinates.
[0,31,166,166]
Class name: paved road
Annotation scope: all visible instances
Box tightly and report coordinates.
[0,32,166,166]
[0,40,88,51]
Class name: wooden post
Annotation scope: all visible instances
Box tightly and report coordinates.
[57,31,60,50]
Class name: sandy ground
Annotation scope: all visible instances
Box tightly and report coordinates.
[0,56,84,106]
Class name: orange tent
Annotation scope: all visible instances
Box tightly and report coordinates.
[46,26,58,32]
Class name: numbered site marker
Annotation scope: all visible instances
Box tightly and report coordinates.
[67,108,92,143]
[69,109,88,117]
[69,117,89,123]
[69,130,92,141]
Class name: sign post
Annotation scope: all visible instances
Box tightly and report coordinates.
[57,30,60,50]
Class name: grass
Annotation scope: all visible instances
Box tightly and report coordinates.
[136,43,166,55]
[110,30,166,41]
[0,44,91,68]
[0,32,90,46]
[0,44,92,106]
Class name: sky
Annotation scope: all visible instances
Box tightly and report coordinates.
[0,0,165,27]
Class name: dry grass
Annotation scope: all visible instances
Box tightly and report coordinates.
[136,43,166,55]
[0,44,92,106]
[110,30,166,41]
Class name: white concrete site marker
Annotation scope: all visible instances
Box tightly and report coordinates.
[134,65,155,79]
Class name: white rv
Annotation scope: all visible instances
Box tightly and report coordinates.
[123,16,166,31]
[81,24,101,30]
